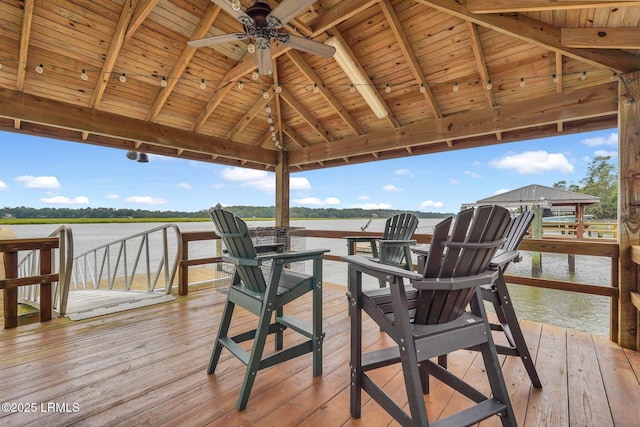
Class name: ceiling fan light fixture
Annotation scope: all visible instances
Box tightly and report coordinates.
[324,36,388,119]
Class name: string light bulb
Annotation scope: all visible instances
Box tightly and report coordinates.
[519,77,525,87]
[486,80,493,90]
[350,84,356,93]
[0,61,3,70]
[252,70,259,81]
[119,73,127,83]
[247,43,256,54]
[453,82,459,92]
[552,74,558,83]
[35,64,44,74]
[200,78,206,90]
[160,76,168,87]
[262,90,269,99]
[276,83,282,93]
[81,69,88,81]
[581,71,587,81]
[231,0,241,10]
[237,80,244,90]
[313,83,319,94]
[385,83,391,93]
[420,83,425,93]
[265,104,272,114]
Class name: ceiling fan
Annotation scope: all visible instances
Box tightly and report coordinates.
[188,0,335,76]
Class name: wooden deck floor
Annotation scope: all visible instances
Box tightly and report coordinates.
[1,283,640,427]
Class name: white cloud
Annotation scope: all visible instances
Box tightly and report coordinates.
[0,180,9,191]
[582,132,618,147]
[594,150,617,158]
[106,194,119,200]
[291,177,312,191]
[490,151,574,174]
[358,195,370,200]
[178,182,192,190]
[40,196,89,205]
[15,175,61,189]
[294,197,340,206]
[395,169,413,177]
[464,170,482,179]
[125,196,168,206]
[354,203,392,209]
[221,167,275,193]
[383,184,403,192]
[419,200,444,209]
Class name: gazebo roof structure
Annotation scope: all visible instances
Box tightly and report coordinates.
[0,1,637,172]
[472,184,600,209]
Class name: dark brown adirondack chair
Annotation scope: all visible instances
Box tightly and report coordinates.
[345,213,419,288]
[343,205,516,426]
[415,210,542,388]
[208,207,329,410]
[481,210,542,388]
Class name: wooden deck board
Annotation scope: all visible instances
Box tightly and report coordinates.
[1,283,639,427]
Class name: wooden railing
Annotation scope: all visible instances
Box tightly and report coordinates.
[178,231,221,296]
[542,220,617,239]
[0,238,59,328]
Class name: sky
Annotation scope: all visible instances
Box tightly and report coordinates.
[0,128,619,213]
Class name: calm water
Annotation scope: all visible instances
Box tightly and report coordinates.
[9,219,611,336]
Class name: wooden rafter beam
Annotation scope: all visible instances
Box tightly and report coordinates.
[0,87,276,166]
[279,86,333,142]
[289,83,618,165]
[465,21,496,108]
[146,4,221,121]
[380,0,442,118]
[16,0,34,94]
[467,1,640,13]
[226,90,271,140]
[310,0,381,37]
[286,50,364,135]
[124,0,160,43]
[90,0,137,109]
[415,0,640,73]
[326,29,400,128]
[562,28,640,49]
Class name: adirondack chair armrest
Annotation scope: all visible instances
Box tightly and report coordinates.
[378,239,417,247]
[489,249,520,270]
[411,246,430,258]
[254,243,286,254]
[221,255,261,267]
[344,236,380,242]
[258,248,330,264]
[341,254,423,281]
[410,270,499,291]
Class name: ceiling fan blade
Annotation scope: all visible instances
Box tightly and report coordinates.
[210,0,246,21]
[188,33,248,49]
[284,34,336,58]
[268,0,316,27]
[256,46,274,75]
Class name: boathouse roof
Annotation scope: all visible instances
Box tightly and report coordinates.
[471,184,600,208]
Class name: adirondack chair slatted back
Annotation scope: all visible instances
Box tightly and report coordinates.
[210,208,266,293]
[382,213,419,265]
[502,210,534,252]
[415,206,511,325]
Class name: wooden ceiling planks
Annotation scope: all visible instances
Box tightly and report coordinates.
[0,0,637,171]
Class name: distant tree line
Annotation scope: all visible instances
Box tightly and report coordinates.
[553,155,617,219]
[0,205,452,220]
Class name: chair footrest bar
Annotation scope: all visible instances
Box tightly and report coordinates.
[219,337,250,366]
[430,399,508,427]
[277,314,313,338]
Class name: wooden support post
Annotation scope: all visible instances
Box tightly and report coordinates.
[618,70,640,350]
[275,150,290,228]
[2,251,18,329]
[531,204,543,277]
[179,237,189,296]
[39,247,52,322]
